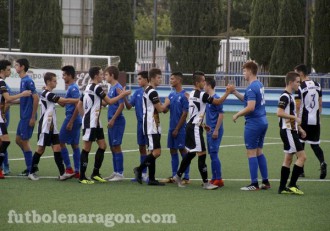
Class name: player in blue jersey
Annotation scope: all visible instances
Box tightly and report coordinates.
[59,65,82,178]
[103,66,126,182]
[204,78,224,188]
[160,72,190,184]
[14,58,39,176]
[232,61,270,191]
[124,71,149,182]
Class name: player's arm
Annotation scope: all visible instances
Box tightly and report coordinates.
[319,96,322,114]
[30,93,39,127]
[124,96,133,110]
[211,85,234,105]
[103,89,131,105]
[3,90,31,102]
[232,100,255,123]
[232,90,244,101]
[276,96,301,124]
[66,105,80,131]
[57,97,79,104]
[108,102,124,128]
[212,112,224,139]
[77,100,84,117]
[162,97,170,113]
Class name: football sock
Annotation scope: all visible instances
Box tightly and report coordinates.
[280,166,290,190]
[177,152,196,177]
[115,152,124,174]
[209,151,220,180]
[112,152,118,172]
[80,149,89,180]
[138,154,155,173]
[0,153,4,167]
[31,152,42,173]
[148,155,156,181]
[3,150,9,166]
[311,144,325,163]
[198,154,208,183]
[171,153,179,177]
[54,152,65,175]
[289,164,303,187]
[60,147,71,169]
[140,155,147,174]
[257,154,268,180]
[181,153,190,179]
[73,147,81,172]
[0,141,10,165]
[23,150,33,172]
[248,157,259,184]
[93,148,105,176]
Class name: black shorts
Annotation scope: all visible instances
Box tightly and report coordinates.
[0,123,8,136]
[185,123,206,153]
[37,132,60,146]
[82,127,105,142]
[280,129,303,154]
[300,124,320,144]
[147,134,161,150]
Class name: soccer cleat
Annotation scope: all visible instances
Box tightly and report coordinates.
[91,174,107,183]
[288,186,304,195]
[0,170,5,179]
[182,178,191,185]
[18,169,29,176]
[28,173,40,181]
[209,179,215,185]
[278,187,293,194]
[59,172,75,181]
[142,174,149,183]
[107,173,124,182]
[203,182,219,190]
[160,176,175,183]
[65,167,74,175]
[148,179,165,186]
[173,174,186,188]
[133,167,142,184]
[2,164,10,175]
[79,178,94,184]
[240,183,260,191]
[261,180,271,190]
[212,179,224,188]
[74,172,80,179]
[320,162,327,179]
[104,172,117,181]
[299,172,305,178]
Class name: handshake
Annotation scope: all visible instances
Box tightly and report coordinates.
[225,84,236,94]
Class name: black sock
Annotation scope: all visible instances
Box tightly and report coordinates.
[289,164,303,187]
[198,154,208,183]
[54,152,65,175]
[279,166,290,190]
[0,141,10,166]
[177,152,196,177]
[31,152,42,173]
[93,148,105,176]
[80,149,89,180]
[138,154,155,172]
[311,144,325,163]
[148,155,156,181]
[0,154,4,167]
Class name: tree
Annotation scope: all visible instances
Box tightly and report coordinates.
[249,0,279,72]
[0,0,20,48]
[269,0,305,86]
[167,0,223,78]
[135,13,171,40]
[91,0,135,71]
[313,0,330,73]
[231,0,252,33]
[19,0,62,68]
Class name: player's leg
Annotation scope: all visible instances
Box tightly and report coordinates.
[278,152,293,194]
[207,129,223,187]
[256,124,270,189]
[16,120,33,176]
[59,118,72,172]
[90,128,107,183]
[79,128,94,184]
[0,130,11,179]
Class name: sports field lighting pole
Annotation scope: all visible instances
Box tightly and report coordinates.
[225,0,231,85]
[152,0,157,68]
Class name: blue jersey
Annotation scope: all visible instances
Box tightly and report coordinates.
[20,75,37,120]
[206,94,224,130]
[129,87,144,122]
[107,82,124,119]
[65,83,81,120]
[168,89,189,132]
[244,80,267,124]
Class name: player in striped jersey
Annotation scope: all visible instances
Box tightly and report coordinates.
[294,64,326,179]
[277,71,306,195]
[27,72,79,181]
[77,66,131,184]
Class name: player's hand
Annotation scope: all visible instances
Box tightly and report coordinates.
[295,117,301,125]
[226,84,235,94]
[172,129,178,138]
[66,121,73,131]
[29,118,35,127]
[203,124,211,133]
[116,87,122,95]
[232,114,239,123]
[121,89,131,97]
[212,130,218,139]
[21,90,32,97]
[299,127,307,139]
[108,119,114,128]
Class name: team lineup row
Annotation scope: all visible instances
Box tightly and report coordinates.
[0,59,326,193]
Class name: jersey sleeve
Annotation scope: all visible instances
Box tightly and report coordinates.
[47,92,60,103]
[201,92,213,104]
[246,87,257,101]
[149,91,160,104]
[0,81,8,93]
[70,86,80,98]
[278,94,289,109]
[129,91,137,107]
[26,79,37,94]
[95,85,106,99]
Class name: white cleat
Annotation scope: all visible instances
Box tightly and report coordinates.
[28,173,40,181]
[108,173,124,182]
[104,172,117,181]
[59,172,75,181]
[173,174,186,188]
[203,182,219,190]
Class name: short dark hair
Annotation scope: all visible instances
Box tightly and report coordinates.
[104,66,119,80]
[171,72,183,79]
[61,65,75,78]
[89,66,101,80]
[205,77,216,89]
[0,59,11,71]
[192,71,205,85]
[294,64,309,75]
[44,72,56,85]
[243,61,258,75]
[149,68,162,80]
[285,71,300,85]
[16,58,29,72]
[137,71,148,80]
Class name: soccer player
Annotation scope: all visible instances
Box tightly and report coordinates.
[27,72,78,181]
[294,64,327,179]
[0,59,31,179]
[104,66,126,182]
[277,71,307,195]
[133,68,169,186]
[77,66,131,184]
[204,78,224,188]
[124,71,149,182]
[59,65,82,178]
[160,72,190,184]
[173,71,233,190]
[231,61,270,191]
[15,58,39,176]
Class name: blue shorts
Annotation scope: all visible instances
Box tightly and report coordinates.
[16,119,35,140]
[244,122,268,150]
[108,118,125,146]
[137,121,147,146]
[207,128,223,153]
[167,129,186,149]
[59,118,82,145]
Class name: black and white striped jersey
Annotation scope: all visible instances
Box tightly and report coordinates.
[81,83,106,129]
[297,80,322,126]
[39,89,60,134]
[278,91,297,131]
[187,90,213,126]
[0,79,8,123]
[143,86,161,135]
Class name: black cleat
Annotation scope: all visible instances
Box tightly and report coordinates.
[320,162,327,179]
[148,179,165,186]
[133,167,142,184]
[299,172,305,178]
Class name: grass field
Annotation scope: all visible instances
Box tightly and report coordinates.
[1,105,330,231]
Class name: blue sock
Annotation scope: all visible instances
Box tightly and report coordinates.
[4,150,9,167]
[116,152,124,174]
[181,153,190,179]
[23,151,33,172]
[61,147,71,169]
[73,147,80,172]
[210,152,221,180]
[248,157,259,184]
[112,153,117,172]
[171,153,179,177]
[140,155,147,174]
[257,154,268,180]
